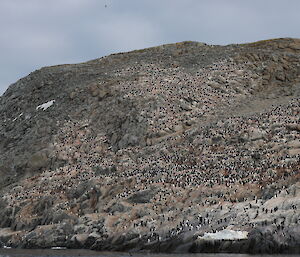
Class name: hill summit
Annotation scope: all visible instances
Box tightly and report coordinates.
[0,38,299,254]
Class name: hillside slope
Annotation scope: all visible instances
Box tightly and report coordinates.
[0,38,300,253]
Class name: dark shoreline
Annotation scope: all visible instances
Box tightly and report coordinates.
[1,227,300,255]
[0,248,299,257]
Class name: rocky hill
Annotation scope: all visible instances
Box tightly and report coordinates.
[0,38,299,254]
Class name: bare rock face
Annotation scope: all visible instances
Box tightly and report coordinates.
[0,38,300,254]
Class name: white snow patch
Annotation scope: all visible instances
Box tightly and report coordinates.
[51,246,67,250]
[36,100,55,111]
[12,113,23,122]
[198,229,248,241]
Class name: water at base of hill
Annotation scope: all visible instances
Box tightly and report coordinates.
[0,249,297,257]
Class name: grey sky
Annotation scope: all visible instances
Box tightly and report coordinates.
[1,0,300,95]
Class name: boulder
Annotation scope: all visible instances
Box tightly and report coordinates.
[98,87,111,100]
[88,82,112,100]
[248,128,266,141]
[67,181,92,199]
[118,134,139,148]
[106,202,129,214]
[173,124,184,132]
[287,139,300,149]
[71,233,89,246]
[93,165,116,176]
[288,148,300,156]
[127,189,156,204]
[32,196,54,215]
[27,150,49,171]
[289,41,300,51]
[286,124,300,132]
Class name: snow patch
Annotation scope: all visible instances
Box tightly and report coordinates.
[198,229,248,240]
[12,113,23,122]
[36,100,55,111]
[51,246,67,250]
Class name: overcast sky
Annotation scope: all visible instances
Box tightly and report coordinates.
[1,0,300,95]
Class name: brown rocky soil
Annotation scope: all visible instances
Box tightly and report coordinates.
[0,38,299,254]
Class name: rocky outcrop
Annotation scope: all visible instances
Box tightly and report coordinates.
[0,38,299,253]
